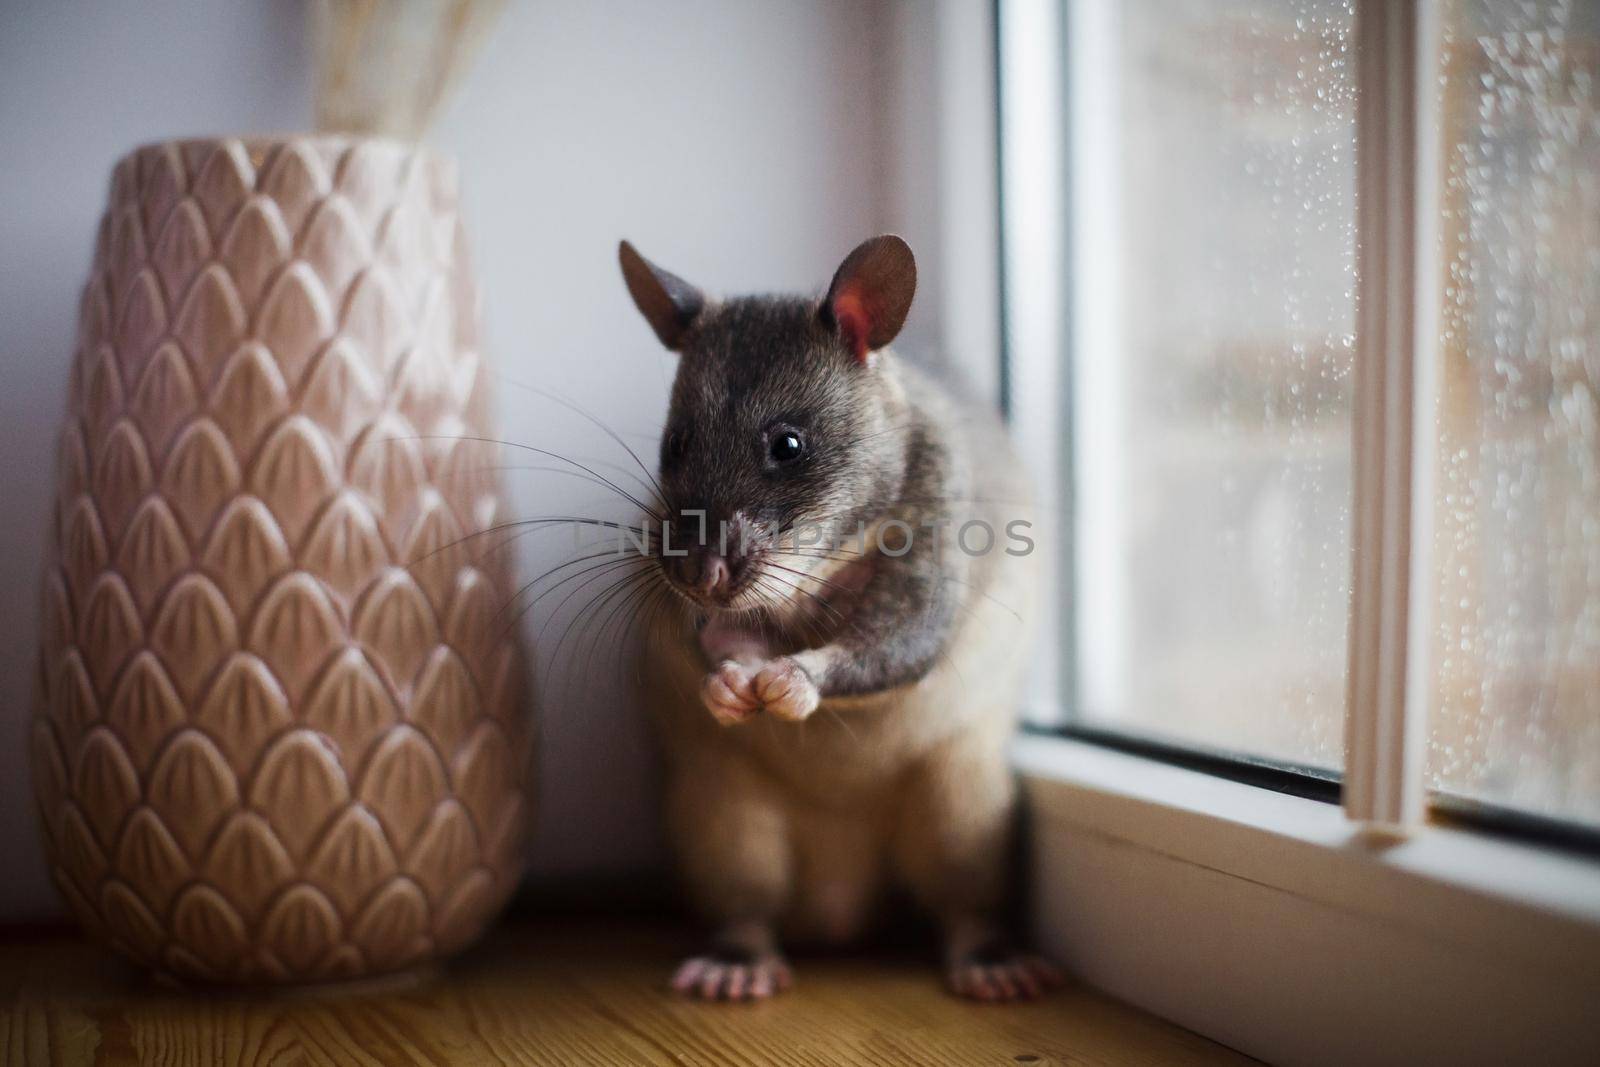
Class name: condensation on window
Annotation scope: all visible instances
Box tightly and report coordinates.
[1073,0,1356,769]
[1428,0,1600,824]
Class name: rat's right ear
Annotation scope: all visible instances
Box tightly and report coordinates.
[619,240,704,351]
[821,235,916,365]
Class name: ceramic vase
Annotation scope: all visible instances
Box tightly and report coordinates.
[29,136,532,983]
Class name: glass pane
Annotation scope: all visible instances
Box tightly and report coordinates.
[1071,0,1355,768]
[1426,0,1600,825]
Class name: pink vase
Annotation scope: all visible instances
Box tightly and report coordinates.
[30,136,534,983]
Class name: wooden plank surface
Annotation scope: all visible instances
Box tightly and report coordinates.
[0,919,1252,1066]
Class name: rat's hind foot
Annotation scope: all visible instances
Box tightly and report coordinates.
[946,939,1064,1002]
[670,944,793,1002]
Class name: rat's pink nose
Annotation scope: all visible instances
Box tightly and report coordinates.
[696,555,731,596]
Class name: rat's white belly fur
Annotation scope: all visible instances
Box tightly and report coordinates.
[640,525,1039,944]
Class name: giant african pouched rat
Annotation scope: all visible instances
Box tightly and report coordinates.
[619,234,1061,1002]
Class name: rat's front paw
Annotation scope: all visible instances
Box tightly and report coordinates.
[700,657,820,725]
[701,660,760,726]
[753,657,820,722]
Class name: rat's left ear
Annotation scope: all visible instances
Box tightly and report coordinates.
[619,240,705,352]
[821,235,916,364]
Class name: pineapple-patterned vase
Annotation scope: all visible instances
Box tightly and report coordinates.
[30,137,532,983]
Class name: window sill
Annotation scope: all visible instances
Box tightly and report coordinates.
[1014,733,1600,1067]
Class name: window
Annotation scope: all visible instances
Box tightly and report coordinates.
[1009,0,1600,835]
[1425,0,1600,827]
[998,2,1600,1060]
[1066,0,1356,772]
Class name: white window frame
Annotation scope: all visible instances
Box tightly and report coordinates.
[997,1,1600,1063]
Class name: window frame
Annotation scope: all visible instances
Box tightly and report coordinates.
[996,0,1600,1060]
[1013,731,1600,1066]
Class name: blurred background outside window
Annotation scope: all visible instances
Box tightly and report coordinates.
[1427,0,1600,826]
[1059,0,1599,829]
[1068,0,1356,771]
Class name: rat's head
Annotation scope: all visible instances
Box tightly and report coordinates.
[619,235,917,610]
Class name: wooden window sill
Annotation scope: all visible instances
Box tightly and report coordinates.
[0,916,1249,1065]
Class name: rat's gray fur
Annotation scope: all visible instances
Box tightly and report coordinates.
[624,236,1054,1001]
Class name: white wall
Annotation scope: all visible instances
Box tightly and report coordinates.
[0,0,987,920]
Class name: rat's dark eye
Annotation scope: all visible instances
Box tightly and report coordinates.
[768,430,805,465]
[662,427,689,465]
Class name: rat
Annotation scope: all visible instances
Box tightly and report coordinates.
[617,234,1062,1002]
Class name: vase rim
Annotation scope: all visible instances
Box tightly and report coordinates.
[113,133,453,171]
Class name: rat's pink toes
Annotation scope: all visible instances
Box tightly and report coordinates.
[700,661,758,726]
[671,953,792,1002]
[671,956,710,993]
[753,658,820,722]
[947,953,1064,1002]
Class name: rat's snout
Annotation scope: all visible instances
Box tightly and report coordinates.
[695,554,730,597]
[667,546,744,604]
[661,507,764,604]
